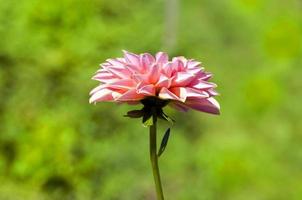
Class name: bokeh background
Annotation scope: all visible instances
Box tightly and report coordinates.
[0,0,302,199]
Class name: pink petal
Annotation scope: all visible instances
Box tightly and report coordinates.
[169,87,187,102]
[137,84,156,96]
[89,84,107,95]
[148,64,161,84]
[172,57,185,71]
[140,53,155,71]
[207,88,219,96]
[104,66,131,79]
[107,79,135,90]
[186,60,202,69]
[106,58,126,68]
[96,68,107,73]
[156,74,171,88]
[184,87,209,98]
[169,101,190,112]
[190,80,217,90]
[199,72,212,81]
[185,97,220,114]
[162,62,174,77]
[188,68,204,75]
[171,72,195,86]
[111,91,123,100]
[92,72,118,83]
[123,50,140,67]
[159,87,184,102]
[156,52,168,64]
[89,89,114,103]
[117,89,145,101]
[132,74,150,83]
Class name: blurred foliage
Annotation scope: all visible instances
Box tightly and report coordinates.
[0,0,302,199]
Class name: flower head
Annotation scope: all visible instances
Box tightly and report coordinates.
[89,51,220,114]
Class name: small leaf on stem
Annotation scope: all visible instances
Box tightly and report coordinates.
[158,128,170,157]
[124,110,144,118]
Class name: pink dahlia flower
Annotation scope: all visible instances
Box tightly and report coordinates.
[89,51,220,114]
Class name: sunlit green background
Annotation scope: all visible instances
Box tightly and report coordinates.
[0,0,302,199]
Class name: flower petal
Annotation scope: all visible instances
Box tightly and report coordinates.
[169,87,187,102]
[172,57,185,71]
[117,88,145,101]
[159,87,184,102]
[172,72,195,86]
[137,84,156,96]
[169,101,190,112]
[156,52,168,64]
[162,62,174,77]
[106,58,126,68]
[92,72,118,83]
[89,84,107,95]
[207,88,219,96]
[108,79,135,90]
[123,50,140,66]
[183,87,209,98]
[103,66,132,79]
[185,97,220,114]
[89,89,114,103]
[132,74,149,83]
[156,74,171,88]
[199,72,212,81]
[190,80,217,90]
[140,53,155,71]
[148,64,161,83]
[186,60,202,69]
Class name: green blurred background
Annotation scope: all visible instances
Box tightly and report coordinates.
[0,0,302,199]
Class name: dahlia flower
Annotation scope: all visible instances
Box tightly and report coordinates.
[89,50,220,200]
[89,50,220,114]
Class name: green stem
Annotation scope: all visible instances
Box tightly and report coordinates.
[149,113,165,200]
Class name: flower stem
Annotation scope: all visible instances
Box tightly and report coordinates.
[149,112,165,200]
